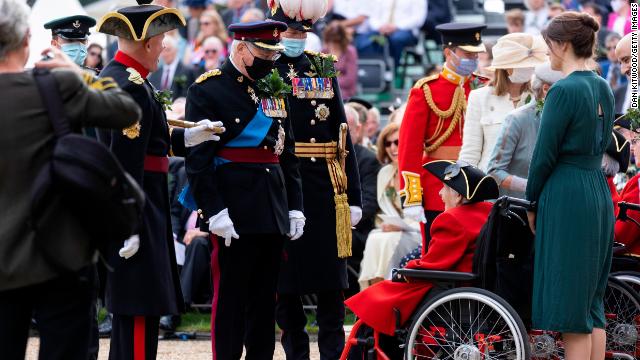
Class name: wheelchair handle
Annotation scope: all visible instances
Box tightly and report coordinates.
[497,196,535,211]
[618,201,640,213]
[617,202,640,229]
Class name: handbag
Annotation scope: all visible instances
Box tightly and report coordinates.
[30,68,145,266]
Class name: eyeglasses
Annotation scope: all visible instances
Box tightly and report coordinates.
[384,139,399,148]
[204,49,218,55]
[247,44,280,61]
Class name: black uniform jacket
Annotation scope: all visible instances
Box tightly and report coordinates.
[275,52,363,294]
[185,60,303,235]
[98,54,185,316]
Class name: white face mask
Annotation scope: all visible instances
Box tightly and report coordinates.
[508,67,535,83]
[611,0,626,12]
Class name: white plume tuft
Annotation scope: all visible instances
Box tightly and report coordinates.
[277,0,328,22]
[278,0,301,20]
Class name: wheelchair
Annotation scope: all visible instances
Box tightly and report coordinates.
[341,197,640,360]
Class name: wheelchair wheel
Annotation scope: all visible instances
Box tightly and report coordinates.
[604,276,640,358]
[405,287,529,360]
[612,271,640,295]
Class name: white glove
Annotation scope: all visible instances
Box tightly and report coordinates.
[288,210,306,240]
[403,205,426,223]
[184,119,225,147]
[208,208,239,247]
[119,234,140,259]
[350,206,363,227]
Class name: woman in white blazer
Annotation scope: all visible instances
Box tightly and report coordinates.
[459,33,548,171]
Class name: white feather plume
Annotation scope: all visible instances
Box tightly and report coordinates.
[277,0,328,22]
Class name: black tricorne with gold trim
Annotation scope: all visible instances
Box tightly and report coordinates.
[275,50,363,294]
[424,160,499,203]
[96,3,185,41]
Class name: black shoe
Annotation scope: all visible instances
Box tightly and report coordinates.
[159,315,180,332]
[98,313,113,337]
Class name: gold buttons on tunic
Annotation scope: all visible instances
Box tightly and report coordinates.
[310,120,316,125]
[311,100,317,106]
[310,157,316,162]
[235,118,240,123]
[310,138,316,143]
[263,146,268,150]
[266,168,271,173]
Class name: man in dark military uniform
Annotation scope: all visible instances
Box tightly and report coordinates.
[268,0,364,358]
[398,23,488,241]
[95,1,223,358]
[44,15,96,70]
[184,20,304,359]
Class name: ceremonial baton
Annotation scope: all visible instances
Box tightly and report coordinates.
[167,119,225,134]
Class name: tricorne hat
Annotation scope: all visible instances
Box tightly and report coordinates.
[44,15,96,40]
[435,23,487,53]
[267,0,328,32]
[424,160,499,203]
[606,129,631,173]
[487,33,548,71]
[96,0,186,41]
[228,21,288,51]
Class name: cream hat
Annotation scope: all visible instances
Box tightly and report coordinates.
[487,33,548,70]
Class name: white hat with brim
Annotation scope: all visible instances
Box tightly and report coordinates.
[534,61,565,84]
[486,33,548,71]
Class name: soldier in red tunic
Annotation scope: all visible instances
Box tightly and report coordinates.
[345,161,498,338]
[398,23,489,241]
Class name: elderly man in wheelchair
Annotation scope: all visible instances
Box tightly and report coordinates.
[343,160,521,359]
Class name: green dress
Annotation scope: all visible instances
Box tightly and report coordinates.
[526,71,614,333]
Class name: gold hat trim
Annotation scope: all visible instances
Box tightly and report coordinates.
[97,8,186,41]
[253,41,285,51]
[612,131,630,153]
[425,160,494,200]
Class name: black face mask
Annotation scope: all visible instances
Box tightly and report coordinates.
[243,47,275,80]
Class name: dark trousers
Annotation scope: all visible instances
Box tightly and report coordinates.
[108,315,160,360]
[0,266,96,360]
[211,234,284,360]
[180,236,212,305]
[88,265,100,360]
[277,291,346,360]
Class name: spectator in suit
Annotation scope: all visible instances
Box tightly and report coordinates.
[149,35,195,100]
[181,0,208,44]
[323,22,358,99]
[524,0,549,35]
[355,0,427,67]
[608,0,632,37]
[582,2,617,60]
[344,104,381,296]
[193,36,225,77]
[221,0,254,27]
[505,9,525,34]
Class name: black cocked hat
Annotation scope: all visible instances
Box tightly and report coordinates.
[424,160,499,202]
[97,1,186,41]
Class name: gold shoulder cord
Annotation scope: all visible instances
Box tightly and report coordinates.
[421,84,467,153]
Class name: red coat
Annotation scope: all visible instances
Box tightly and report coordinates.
[615,174,640,255]
[398,69,487,212]
[345,202,493,335]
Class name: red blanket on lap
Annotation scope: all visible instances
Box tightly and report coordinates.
[345,202,492,336]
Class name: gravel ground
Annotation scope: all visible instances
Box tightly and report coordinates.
[26,336,322,359]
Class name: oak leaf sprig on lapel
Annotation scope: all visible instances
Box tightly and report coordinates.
[535,99,545,115]
[625,108,640,133]
[308,53,339,78]
[154,89,173,111]
[256,69,292,99]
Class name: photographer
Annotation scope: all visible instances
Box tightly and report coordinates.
[0,0,142,358]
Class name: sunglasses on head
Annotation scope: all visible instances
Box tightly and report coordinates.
[384,139,399,148]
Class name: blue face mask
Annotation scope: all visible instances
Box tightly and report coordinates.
[450,51,478,76]
[61,42,88,66]
[281,37,306,58]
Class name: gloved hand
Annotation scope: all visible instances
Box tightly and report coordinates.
[350,206,363,227]
[119,234,140,259]
[208,208,239,247]
[287,210,306,240]
[184,119,225,147]
[403,205,426,223]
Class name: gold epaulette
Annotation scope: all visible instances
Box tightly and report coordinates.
[82,73,118,91]
[195,69,222,84]
[399,171,423,207]
[126,67,144,85]
[413,74,439,89]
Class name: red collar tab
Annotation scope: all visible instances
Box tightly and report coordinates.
[114,51,150,79]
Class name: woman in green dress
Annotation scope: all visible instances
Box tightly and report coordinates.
[526,12,615,360]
